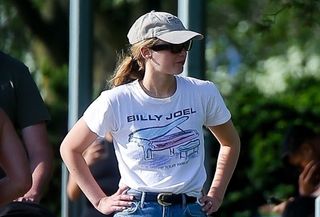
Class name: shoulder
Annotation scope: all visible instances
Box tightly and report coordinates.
[97,82,134,102]
[0,51,28,72]
[177,76,219,92]
[0,52,31,83]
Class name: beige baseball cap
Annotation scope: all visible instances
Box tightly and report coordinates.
[127,10,203,45]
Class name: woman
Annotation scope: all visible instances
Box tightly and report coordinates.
[272,124,320,217]
[61,11,240,216]
[0,108,31,206]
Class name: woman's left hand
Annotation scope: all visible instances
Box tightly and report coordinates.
[199,195,221,215]
[96,186,133,215]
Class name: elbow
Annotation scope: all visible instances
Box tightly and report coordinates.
[59,144,64,160]
[235,136,241,155]
[234,132,241,150]
[61,144,80,202]
[60,141,68,162]
[236,136,241,149]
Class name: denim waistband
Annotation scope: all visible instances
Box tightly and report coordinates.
[126,189,197,206]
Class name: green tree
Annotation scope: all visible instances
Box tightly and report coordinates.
[206,1,320,216]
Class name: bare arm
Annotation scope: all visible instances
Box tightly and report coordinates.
[201,119,240,214]
[18,122,53,203]
[0,110,32,206]
[67,139,106,201]
[61,118,105,205]
[60,118,132,215]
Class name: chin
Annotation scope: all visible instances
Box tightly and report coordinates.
[173,67,184,75]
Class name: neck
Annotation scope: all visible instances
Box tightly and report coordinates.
[140,75,176,98]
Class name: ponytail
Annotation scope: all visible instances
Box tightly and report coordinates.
[110,38,158,87]
[110,54,144,87]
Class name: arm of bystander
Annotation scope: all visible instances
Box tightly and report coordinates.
[0,109,32,206]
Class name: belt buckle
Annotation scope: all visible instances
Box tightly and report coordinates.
[157,192,172,206]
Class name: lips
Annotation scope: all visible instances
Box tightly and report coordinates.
[177,60,185,65]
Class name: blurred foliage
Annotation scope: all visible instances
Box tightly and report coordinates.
[204,0,319,216]
[214,74,320,217]
[0,0,320,217]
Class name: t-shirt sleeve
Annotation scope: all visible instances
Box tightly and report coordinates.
[15,65,50,129]
[204,82,231,126]
[83,92,116,137]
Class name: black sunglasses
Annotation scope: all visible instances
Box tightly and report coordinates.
[150,41,193,54]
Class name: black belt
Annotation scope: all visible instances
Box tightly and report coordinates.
[132,192,197,206]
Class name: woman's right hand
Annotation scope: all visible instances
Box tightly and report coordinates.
[96,186,134,215]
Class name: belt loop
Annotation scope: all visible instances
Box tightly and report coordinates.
[140,191,146,208]
[162,206,166,217]
[182,194,186,208]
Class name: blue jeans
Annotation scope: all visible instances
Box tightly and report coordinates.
[114,190,207,217]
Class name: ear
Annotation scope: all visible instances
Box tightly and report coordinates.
[140,47,152,59]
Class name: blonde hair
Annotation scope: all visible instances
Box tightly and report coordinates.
[110,38,159,87]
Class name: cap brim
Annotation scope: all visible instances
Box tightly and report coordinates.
[158,30,203,44]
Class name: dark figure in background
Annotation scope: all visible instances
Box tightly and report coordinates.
[67,136,120,217]
[0,51,55,217]
[273,124,320,217]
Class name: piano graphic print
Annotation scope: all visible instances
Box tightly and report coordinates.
[128,116,200,161]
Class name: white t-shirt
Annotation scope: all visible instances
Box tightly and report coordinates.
[83,76,231,197]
